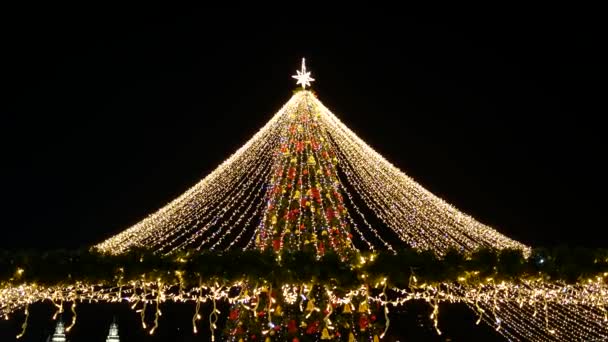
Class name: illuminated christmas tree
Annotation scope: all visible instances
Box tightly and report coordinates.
[95,58,525,257]
[2,59,608,342]
[256,88,356,259]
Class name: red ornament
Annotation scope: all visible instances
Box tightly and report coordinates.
[371,314,377,321]
[288,319,298,334]
[273,239,281,251]
[292,338,300,342]
[287,208,299,220]
[325,207,335,220]
[306,320,320,334]
[258,311,266,317]
[229,309,239,320]
[359,315,369,331]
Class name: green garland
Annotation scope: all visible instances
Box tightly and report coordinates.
[1,246,607,288]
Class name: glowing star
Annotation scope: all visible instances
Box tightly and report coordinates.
[292,58,315,89]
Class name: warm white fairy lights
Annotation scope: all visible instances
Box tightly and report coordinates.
[2,278,608,341]
[3,61,603,340]
[95,88,527,256]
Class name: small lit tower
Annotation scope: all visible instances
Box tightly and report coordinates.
[106,319,120,342]
[50,320,67,342]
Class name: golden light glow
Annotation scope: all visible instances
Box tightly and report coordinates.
[2,63,604,341]
[94,89,527,256]
[1,279,607,341]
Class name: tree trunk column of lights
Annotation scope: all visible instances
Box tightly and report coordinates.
[257,67,354,257]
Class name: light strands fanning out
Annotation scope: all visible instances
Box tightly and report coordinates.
[95,91,526,256]
[3,59,596,341]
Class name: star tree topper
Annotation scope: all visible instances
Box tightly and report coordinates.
[292,58,315,89]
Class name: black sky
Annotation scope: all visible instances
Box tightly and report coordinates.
[1,4,606,251]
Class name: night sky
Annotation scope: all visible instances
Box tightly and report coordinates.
[1,4,606,341]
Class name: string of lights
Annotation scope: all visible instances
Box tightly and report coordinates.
[1,59,602,341]
[95,89,527,257]
[3,277,608,340]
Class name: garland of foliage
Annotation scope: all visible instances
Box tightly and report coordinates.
[1,246,607,288]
